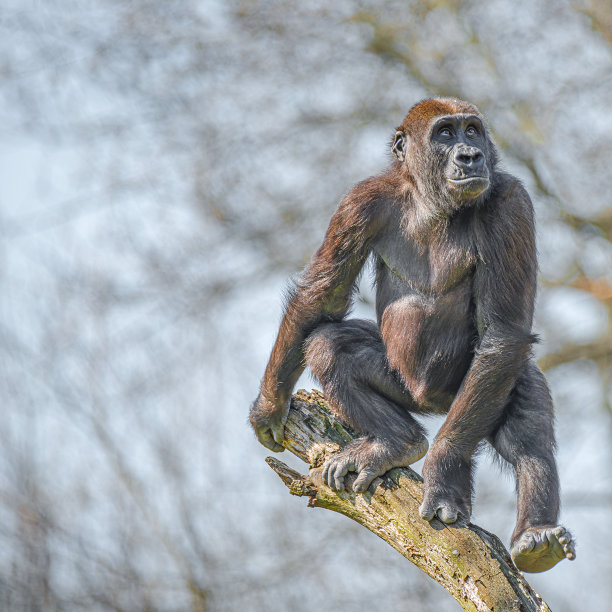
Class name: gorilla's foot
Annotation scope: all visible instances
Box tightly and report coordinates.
[322,435,428,493]
[511,525,576,573]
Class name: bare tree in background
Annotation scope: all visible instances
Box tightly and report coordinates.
[0,1,611,610]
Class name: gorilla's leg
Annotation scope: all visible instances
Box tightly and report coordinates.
[304,319,428,493]
[490,361,576,572]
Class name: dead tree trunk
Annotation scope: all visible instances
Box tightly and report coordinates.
[265,389,552,612]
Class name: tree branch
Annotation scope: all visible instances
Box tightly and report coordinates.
[265,389,551,612]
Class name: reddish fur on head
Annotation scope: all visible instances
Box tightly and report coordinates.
[398,98,481,138]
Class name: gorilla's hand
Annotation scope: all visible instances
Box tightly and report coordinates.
[249,394,289,452]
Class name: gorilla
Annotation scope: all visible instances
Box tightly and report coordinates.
[250,98,575,573]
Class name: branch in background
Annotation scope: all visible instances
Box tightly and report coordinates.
[266,389,552,612]
[538,336,612,372]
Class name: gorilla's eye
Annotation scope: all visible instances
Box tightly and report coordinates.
[438,127,452,138]
[466,126,479,138]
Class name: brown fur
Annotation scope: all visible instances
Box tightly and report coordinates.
[398,98,481,138]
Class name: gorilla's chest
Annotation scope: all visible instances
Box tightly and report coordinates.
[373,224,476,295]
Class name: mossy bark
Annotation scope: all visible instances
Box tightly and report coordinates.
[265,389,552,612]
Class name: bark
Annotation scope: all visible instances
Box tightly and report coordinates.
[265,389,552,612]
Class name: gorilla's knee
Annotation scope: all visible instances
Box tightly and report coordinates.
[304,323,338,381]
[305,320,381,383]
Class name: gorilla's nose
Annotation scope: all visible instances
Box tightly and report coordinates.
[454,147,485,172]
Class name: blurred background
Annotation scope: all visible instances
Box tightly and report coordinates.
[1,1,611,610]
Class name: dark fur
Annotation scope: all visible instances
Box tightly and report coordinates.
[251,98,566,557]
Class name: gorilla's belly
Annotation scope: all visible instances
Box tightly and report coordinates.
[380,288,475,410]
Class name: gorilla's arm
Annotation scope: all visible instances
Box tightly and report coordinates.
[250,178,389,451]
[418,180,538,522]
[432,180,537,456]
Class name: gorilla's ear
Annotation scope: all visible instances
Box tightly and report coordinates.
[391,130,407,162]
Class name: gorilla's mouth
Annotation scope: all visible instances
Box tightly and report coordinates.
[447,176,488,184]
[446,176,490,200]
